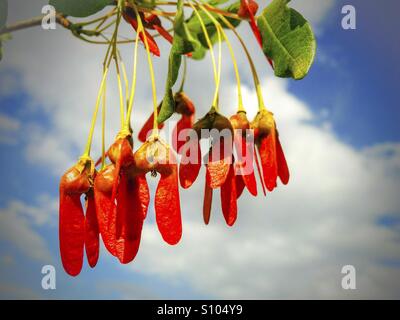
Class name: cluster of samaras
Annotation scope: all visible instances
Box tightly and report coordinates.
[58,0,297,276]
[59,92,289,276]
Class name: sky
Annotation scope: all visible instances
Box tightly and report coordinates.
[0,0,399,299]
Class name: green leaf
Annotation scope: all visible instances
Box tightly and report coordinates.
[186,1,241,49]
[0,33,11,62]
[136,0,156,9]
[158,0,186,123]
[257,0,316,80]
[207,0,230,6]
[49,0,114,18]
[0,0,8,30]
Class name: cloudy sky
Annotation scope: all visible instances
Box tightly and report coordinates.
[0,0,399,299]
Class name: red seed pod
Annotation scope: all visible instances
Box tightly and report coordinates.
[220,164,238,226]
[235,172,246,199]
[59,157,96,276]
[94,161,149,264]
[138,104,165,143]
[84,189,99,268]
[203,180,213,225]
[230,112,257,197]
[206,137,232,189]
[139,93,196,154]
[238,0,259,19]
[237,0,274,67]
[251,109,290,191]
[173,114,194,154]
[192,107,234,189]
[192,107,233,137]
[94,164,117,256]
[179,137,201,189]
[108,132,136,203]
[123,8,160,57]
[173,93,196,154]
[175,92,195,116]
[133,138,182,245]
[114,173,148,264]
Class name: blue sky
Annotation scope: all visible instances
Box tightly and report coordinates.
[0,0,400,299]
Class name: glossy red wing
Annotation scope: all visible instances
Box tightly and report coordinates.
[235,174,246,199]
[126,15,160,56]
[276,136,290,185]
[239,0,273,67]
[115,173,146,264]
[135,175,150,220]
[59,191,85,276]
[155,163,182,245]
[179,140,201,189]
[220,165,238,226]
[254,145,266,196]
[94,167,117,256]
[173,114,194,154]
[84,192,99,268]
[203,179,213,225]
[234,134,257,196]
[258,132,278,192]
[138,108,164,142]
[154,24,173,44]
[206,139,232,189]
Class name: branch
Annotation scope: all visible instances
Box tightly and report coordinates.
[0,14,72,36]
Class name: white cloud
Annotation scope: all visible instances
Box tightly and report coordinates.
[0,202,53,263]
[290,0,336,29]
[122,77,400,299]
[0,283,41,299]
[0,194,57,264]
[2,0,400,299]
[0,113,20,144]
[96,282,159,300]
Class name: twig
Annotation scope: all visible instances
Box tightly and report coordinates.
[0,14,72,35]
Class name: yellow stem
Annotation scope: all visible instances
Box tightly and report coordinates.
[153,1,241,20]
[134,6,159,134]
[125,26,140,130]
[198,2,244,112]
[214,28,222,109]
[76,8,117,27]
[217,14,267,111]
[101,81,107,169]
[189,2,220,109]
[114,56,125,128]
[118,50,130,110]
[97,19,117,33]
[83,67,110,157]
[82,1,122,157]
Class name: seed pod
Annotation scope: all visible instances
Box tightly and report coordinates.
[238,0,259,19]
[84,189,99,268]
[251,109,275,139]
[220,164,238,226]
[138,104,164,143]
[59,158,95,276]
[133,139,182,245]
[94,164,117,256]
[175,92,195,116]
[230,112,257,197]
[251,110,290,192]
[193,107,233,137]
[123,8,160,57]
